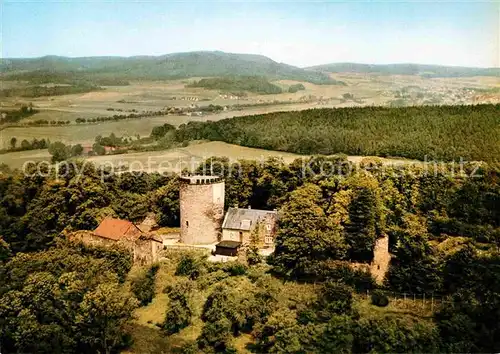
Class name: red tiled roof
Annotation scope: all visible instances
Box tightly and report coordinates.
[93,217,141,241]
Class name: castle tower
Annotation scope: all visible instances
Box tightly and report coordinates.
[179,175,225,244]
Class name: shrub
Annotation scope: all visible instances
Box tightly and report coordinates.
[163,279,194,300]
[162,301,192,334]
[179,341,199,354]
[246,264,271,282]
[304,261,376,291]
[197,317,233,352]
[131,264,159,306]
[162,279,193,334]
[73,242,133,282]
[353,317,439,353]
[429,216,495,243]
[319,281,354,315]
[175,254,205,279]
[197,270,229,289]
[207,261,248,276]
[246,245,263,265]
[226,262,248,276]
[371,290,389,307]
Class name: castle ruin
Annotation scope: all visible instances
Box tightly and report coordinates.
[179,175,225,244]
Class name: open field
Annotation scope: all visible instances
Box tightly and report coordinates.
[87,141,304,173]
[87,141,416,173]
[0,141,302,170]
[1,141,418,172]
[0,99,374,148]
[0,149,52,168]
[1,73,498,150]
[3,72,497,116]
[0,103,325,148]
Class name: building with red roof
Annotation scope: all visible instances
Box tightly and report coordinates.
[93,217,142,241]
[68,217,162,265]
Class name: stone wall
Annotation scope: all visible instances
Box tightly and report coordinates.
[370,235,391,284]
[222,229,250,243]
[180,181,225,244]
[69,231,116,247]
[68,231,162,265]
[349,235,390,284]
[133,237,163,265]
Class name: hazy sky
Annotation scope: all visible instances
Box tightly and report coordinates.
[2,0,499,67]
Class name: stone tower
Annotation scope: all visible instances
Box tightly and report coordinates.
[179,175,225,244]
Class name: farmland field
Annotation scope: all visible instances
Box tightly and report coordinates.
[1,141,417,172]
[0,149,52,169]
[1,73,498,149]
[0,141,303,170]
[0,99,373,148]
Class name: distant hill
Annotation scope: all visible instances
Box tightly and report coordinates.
[306,63,500,78]
[0,51,337,85]
[187,76,284,95]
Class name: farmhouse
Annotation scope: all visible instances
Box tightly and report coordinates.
[81,144,93,155]
[68,217,163,265]
[103,146,116,154]
[221,207,278,248]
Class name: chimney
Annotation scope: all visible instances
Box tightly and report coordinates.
[248,205,251,209]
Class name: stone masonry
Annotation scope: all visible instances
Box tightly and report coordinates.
[370,235,391,284]
[179,175,225,244]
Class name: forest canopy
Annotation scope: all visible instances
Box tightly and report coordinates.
[0,156,499,352]
[187,76,284,95]
[169,104,500,162]
[0,84,101,98]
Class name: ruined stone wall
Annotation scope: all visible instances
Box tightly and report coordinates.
[133,239,163,265]
[180,181,225,244]
[68,231,162,266]
[261,214,278,247]
[349,235,390,284]
[68,231,116,247]
[370,235,391,284]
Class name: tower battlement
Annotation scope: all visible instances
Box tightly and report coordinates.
[180,175,223,185]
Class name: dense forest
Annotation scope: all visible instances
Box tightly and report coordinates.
[188,76,284,95]
[0,154,499,352]
[0,84,101,98]
[0,70,130,86]
[166,104,500,162]
[288,83,306,93]
[0,69,130,99]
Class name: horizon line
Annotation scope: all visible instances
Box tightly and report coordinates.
[1,50,498,70]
